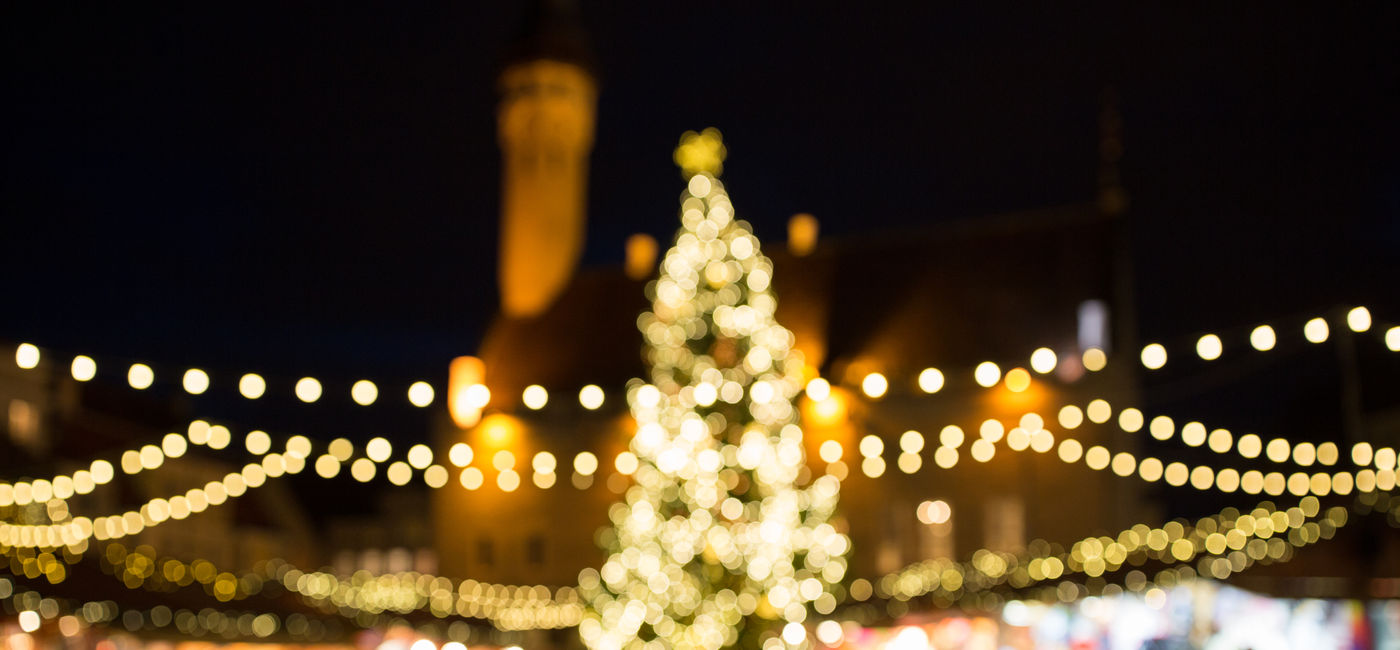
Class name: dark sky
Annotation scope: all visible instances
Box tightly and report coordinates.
[3,2,1398,390]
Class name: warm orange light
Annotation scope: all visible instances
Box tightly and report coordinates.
[1004,367,1032,393]
[448,356,487,428]
[805,392,848,428]
[477,413,521,449]
[625,233,659,280]
[788,213,819,256]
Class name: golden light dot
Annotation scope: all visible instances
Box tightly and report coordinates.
[1004,367,1031,393]
[1140,343,1167,370]
[532,451,557,474]
[15,343,40,369]
[1180,422,1207,447]
[1163,462,1189,486]
[350,458,376,482]
[386,461,412,486]
[973,361,1001,388]
[366,437,393,463]
[1292,442,1316,467]
[979,419,1005,443]
[1196,334,1222,361]
[939,425,965,448]
[916,368,944,393]
[861,456,886,477]
[1084,446,1111,470]
[295,377,322,403]
[859,434,884,458]
[1027,347,1057,374]
[314,455,340,478]
[934,445,959,468]
[614,451,638,475]
[1265,438,1291,463]
[1149,415,1174,441]
[328,438,354,461]
[1059,439,1084,463]
[407,444,434,469]
[579,384,605,410]
[424,465,449,489]
[1208,428,1233,453]
[1303,317,1329,343]
[1111,452,1137,477]
[1118,408,1144,433]
[805,378,831,401]
[350,380,378,406]
[492,450,515,471]
[1086,399,1112,424]
[1082,347,1108,372]
[1347,306,1372,332]
[522,384,549,409]
[916,500,951,525]
[245,431,272,455]
[178,368,208,394]
[127,363,154,389]
[1215,468,1240,492]
[861,372,888,398]
[1237,433,1262,458]
[1250,325,1277,351]
[1316,442,1339,466]
[1352,442,1374,466]
[1387,327,1400,352]
[403,381,434,407]
[448,443,473,467]
[1240,470,1265,494]
[818,440,843,463]
[897,451,922,473]
[574,451,599,476]
[899,430,924,454]
[238,373,266,399]
[1138,457,1164,482]
[1190,466,1215,490]
[459,467,484,490]
[71,355,97,381]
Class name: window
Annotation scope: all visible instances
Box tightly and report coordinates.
[477,538,494,566]
[527,535,545,565]
[1077,299,1110,352]
[8,399,40,451]
[984,496,1025,553]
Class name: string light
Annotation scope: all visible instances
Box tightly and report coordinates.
[71,356,96,381]
[127,363,154,389]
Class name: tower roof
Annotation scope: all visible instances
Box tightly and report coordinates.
[502,0,595,75]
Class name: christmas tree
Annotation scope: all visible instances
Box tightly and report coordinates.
[579,129,848,650]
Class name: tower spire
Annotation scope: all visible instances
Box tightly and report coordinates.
[495,0,598,318]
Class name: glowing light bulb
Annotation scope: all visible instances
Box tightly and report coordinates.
[1250,324,1277,351]
[579,384,604,410]
[1196,334,1222,361]
[350,380,378,406]
[1082,347,1107,372]
[407,381,434,407]
[295,377,322,403]
[974,361,1000,387]
[1004,367,1031,392]
[182,368,209,394]
[239,373,266,399]
[917,367,944,393]
[15,343,40,369]
[806,377,831,401]
[71,355,96,381]
[522,384,549,409]
[1140,343,1167,370]
[127,363,154,389]
[1304,317,1329,343]
[861,372,888,398]
[1029,347,1057,374]
[1347,306,1371,332]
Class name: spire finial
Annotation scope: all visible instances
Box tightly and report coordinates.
[673,127,727,178]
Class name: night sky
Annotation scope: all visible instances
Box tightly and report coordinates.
[3,3,1398,397]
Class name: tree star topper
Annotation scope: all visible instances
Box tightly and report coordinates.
[673,127,727,178]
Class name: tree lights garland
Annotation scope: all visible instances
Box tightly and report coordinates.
[578,130,845,650]
[875,495,1350,604]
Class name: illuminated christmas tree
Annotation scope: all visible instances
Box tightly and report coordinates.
[579,129,848,650]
